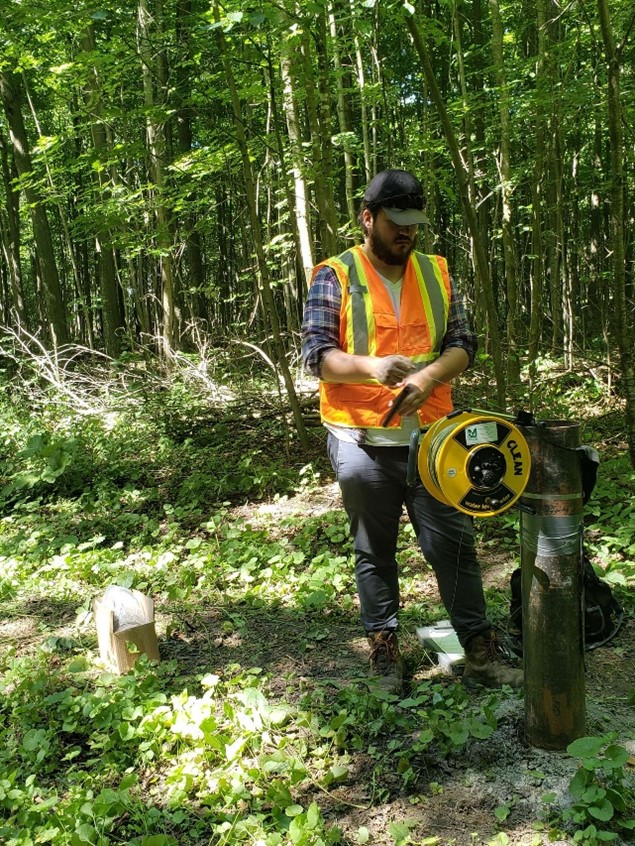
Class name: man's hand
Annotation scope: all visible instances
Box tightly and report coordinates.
[394,380,433,416]
[372,355,416,386]
[396,347,470,416]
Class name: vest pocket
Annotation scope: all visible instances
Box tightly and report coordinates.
[400,320,431,354]
[373,313,398,352]
[334,385,387,405]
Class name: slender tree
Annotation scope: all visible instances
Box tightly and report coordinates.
[490,0,520,384]
[0,70,68,347]
[280,31,315,290]
[80,25,124,356]
[596,0,635,465]
[137,0,176,354]
[0,124,25,325]
[405,10,506,407]
[213,1,309,449]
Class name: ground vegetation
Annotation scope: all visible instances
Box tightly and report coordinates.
[0,0,634,459]
[0,348,633,846]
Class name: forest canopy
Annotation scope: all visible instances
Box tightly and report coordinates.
[0,0,634,457]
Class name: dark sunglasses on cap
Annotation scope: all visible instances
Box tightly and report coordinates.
[367,192,425,211]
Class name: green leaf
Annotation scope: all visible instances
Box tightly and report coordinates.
[469,719,495,739]
[225,735,246,760]
[603,744,629,768]
[567,736,606,759]
[72,824,98,843]
[328,764,349,783]
[357,828,370,844]
[288,817,306,844]
[306,802,320,829]
[588,799,615,822]
[285,804,304,817]
[68,656,88,673]
[29,795,58,812]
[268,706,291,727]
[494,804,510,821]
[605,788,626,812]
[34,827,61,843]
[582,785,605,803]
[388,821,412,844]
[23,728,48,752]
[399,697,426,708]
[569,769,590,798]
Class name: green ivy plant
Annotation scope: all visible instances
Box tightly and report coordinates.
[543,734,635,844]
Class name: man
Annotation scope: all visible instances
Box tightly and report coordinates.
[301,169,522,694]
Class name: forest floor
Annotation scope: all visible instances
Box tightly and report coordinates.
[2,358,634,845]
[8,478,632,846]
[212,482,634,846]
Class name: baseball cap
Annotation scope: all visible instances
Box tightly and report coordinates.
[363,169,429,225]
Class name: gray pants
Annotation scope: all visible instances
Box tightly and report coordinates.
[327,433,492,646]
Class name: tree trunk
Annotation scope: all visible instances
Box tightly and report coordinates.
[214,1,309,450]
[527,0,547,371]
[452,4,484,331]
[80,26,124,357]
[314,8,339,251]
[405,12,506,407]
[596,0,635,466]
[0,124,26,325]
[295,10,337,257]
[137,0,176,355]
[547,118,564,358]
[349,0,371,182]
[0,71,68,347]
[280,33,315,285]
[490,0,520,384]
[174,0,207,332]
[329,3,357,224]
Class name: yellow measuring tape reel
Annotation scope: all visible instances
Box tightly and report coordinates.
[418,411,531,517]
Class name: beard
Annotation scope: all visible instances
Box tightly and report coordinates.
[369,228,416,266]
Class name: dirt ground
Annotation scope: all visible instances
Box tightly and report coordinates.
[225,484,635,846]
[169,483,635,845]
[3,481,634,846]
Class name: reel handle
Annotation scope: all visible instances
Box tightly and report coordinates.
[407,428,423,486]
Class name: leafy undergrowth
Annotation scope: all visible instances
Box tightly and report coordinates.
[0,350,634,846]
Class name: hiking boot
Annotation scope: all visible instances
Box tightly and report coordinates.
[367,630,404,695]
[463,630,523,689]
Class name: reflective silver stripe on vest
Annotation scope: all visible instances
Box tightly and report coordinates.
[416,254,446,352]
[339,250,369,356]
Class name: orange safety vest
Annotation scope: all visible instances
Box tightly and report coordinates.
[313,245,454,429]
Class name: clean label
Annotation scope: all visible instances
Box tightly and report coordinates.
[465,422,498,446]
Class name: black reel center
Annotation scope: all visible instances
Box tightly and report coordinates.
[467,446,507,490]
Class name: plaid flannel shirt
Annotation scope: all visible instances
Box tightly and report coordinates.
[301,261,477,378]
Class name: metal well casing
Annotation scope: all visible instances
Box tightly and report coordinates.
[520,421,586,749]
